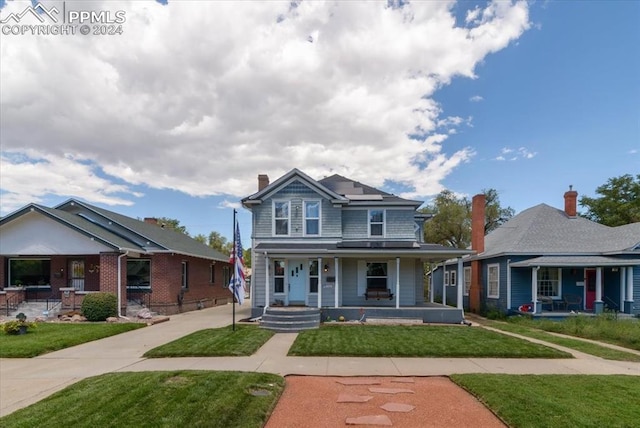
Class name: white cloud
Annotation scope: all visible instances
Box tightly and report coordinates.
[469,95,484,102]
[629,149,638,154]
[218,200,241,210]
[0,0,531,213]
[494,146,537,161]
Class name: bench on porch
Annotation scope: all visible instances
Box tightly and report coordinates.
[365,288,394,300]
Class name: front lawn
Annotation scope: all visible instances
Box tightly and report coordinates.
[288,324,571,358]
[452,374,640,428]
[0,322,146,358]
[486,321,640,362]
[0,371,284,428]
[143,324,275,357]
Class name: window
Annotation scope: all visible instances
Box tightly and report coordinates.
[274,260,285,293]
[369,209,384,237]
[210,264,216,284]
[309,260,319,293]
[444,271,449,286]
[538,267,561,298]
[127,259,151,288]
[464,267,471,296]
[273,201,290,236]
[222,265,230,287]
[304,200,320,235]
[450,270,457,287]
[366,262,387,290]
[9,258,50,286]
[181,261,188,289]
[488,264,499,298]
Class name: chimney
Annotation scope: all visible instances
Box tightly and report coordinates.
[144,217,158,225]
[564,185,578,217]
[258,174,270,191]
[471,194,486,253]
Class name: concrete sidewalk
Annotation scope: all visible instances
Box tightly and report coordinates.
[2,303,639,417]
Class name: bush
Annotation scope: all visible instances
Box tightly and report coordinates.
[81,292,117,321]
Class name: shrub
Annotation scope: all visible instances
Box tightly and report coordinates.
[81,292,117,321]
[2,313,37,335]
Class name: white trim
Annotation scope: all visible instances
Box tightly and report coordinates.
[334,257,339,308]
[272,200,291,237]
[463,266,471,296]
[456,258,463,309]
[506,259,511,310]
[317,257,322,308]
[487,263,500,299]
[537,267,562,299]
[303,199,322,236]
[395,257,400,309]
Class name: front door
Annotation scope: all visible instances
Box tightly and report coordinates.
[288,259,307,305]
[585,269,596,310]
[69,259,85,291]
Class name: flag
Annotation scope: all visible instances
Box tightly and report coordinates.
[228,221,246,305]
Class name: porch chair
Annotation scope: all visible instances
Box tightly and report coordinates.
[562,294,582,311]
[537,295,554,311]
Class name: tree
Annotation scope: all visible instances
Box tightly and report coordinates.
[243,248,252,268]
[207,231,233,255]
[156,217,189,236]
[421,189,514,248]
[579,174,640,226]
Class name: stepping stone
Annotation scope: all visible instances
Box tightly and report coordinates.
[346,415,393,426]
[337,379,383,385]
[369,387,415,394]
[391,378,415,383]
[337,394,374,403]
[381,402,415,413]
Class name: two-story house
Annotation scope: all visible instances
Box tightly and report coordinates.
[241,168,472,322]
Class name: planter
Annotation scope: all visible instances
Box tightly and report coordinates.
[18,325,28,335]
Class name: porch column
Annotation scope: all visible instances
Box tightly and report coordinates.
[317,257,322,309]
[506,259,512,310]
[264,254,270,311]
[594,266,604,314]
[620,267,626,311]
[395,257,400,309]
[429,268,434,303]
[442,264,447,306]
[531,267,539,314]
[625,266,634,314]
[334,257,339,308]
[456,258,463,309]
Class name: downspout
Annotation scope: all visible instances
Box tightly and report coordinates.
[506,259,511,311]
[117,251,129,318]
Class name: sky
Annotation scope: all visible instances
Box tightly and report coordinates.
[1,0,639,246]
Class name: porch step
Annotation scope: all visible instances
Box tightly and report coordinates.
[260,307,321,332]
[2,301,61,320]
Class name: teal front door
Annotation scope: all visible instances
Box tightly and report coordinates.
[288,259,307,305]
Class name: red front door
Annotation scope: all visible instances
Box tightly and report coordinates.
[585,269,596,310]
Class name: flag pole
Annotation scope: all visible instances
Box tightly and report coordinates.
[231,208,237,331]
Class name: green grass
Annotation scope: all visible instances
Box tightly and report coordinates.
[508,315,640,351]
[143,324,275,357]
[0,371,284,428]
[486,320,640,361]
[288,324,572,358]
[452,374,640,428]
[0,323,146,358]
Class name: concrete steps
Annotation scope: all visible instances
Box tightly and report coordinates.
[260,307,321,332]
[3,301,61,320]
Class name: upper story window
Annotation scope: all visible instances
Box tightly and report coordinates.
[273,201,290,236]
[369,209,385,237]
[304,200,320,236]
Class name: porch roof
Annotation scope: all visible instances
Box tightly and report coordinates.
[254,242,472,259]
[510,255,640,268]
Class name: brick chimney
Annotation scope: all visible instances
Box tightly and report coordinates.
[144,217,158,225]
[469,193,486,314]
[471,194,486,254]
[258,174,270,191]
[564,185,578,217]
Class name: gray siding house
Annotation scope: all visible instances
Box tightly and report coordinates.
[432,189,640,315]
[242,169,472,322]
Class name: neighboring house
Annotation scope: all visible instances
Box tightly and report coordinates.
[432,189,640,315]
[241,169,472,322]
[0,199,232,315]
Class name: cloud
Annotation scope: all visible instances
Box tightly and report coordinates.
[469,95,484,102]
[494,146,537,161]
[0,0,531,213]
[629,149,638,154]
[218,200,241,210]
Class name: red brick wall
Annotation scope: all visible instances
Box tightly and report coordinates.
[83,255,101,291]
[50,256,67,293]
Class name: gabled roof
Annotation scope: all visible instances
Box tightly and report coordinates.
[242,168,423,208]
[242,168,348,207]
[1,199,228,261]
[478,203,640,258]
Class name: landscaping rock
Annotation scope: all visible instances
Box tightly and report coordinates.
[106,317,119,323]
[137,309,153,319]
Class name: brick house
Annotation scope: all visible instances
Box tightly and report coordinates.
[0,199,232,315]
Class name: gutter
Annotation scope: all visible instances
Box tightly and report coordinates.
[117,251,129,318]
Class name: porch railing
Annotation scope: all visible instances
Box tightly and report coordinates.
[4,293,21,316]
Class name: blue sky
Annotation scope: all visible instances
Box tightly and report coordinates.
[1,1,638,246]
